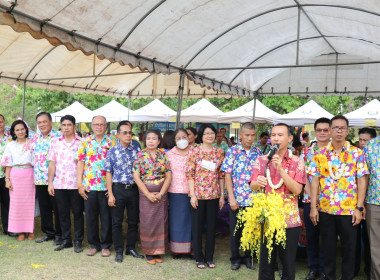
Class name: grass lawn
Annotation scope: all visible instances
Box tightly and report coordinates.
[0,217,369,280]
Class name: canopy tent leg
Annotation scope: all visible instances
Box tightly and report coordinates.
[22,80,26,119]
[296,6,301,65]
[252,93,257,124]
[128,92,131,120]
[175,72,185,129]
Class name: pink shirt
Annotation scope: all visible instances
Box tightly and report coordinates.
[48,135,81,190]
[166,146,193,194]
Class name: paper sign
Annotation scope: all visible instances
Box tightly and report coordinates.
[365,119,377,127]
[231,122,241,129]
[170,116,176,122]
[304,124,314,131]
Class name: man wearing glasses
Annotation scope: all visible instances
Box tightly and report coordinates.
[76,115,117,257]
[309,115,369,280]
[104,121,143,263]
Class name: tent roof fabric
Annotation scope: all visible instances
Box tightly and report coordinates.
[90,100,132,123]
[51,101,93,123]
[344,99,380,127]
[129,99,176,122]
[180,98,225,123]
[1,1,380,96]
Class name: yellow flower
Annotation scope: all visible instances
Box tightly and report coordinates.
[340,198,355,210]
[319,197,330,210]
[329,205,340,214]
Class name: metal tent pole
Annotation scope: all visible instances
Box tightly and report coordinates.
[252,93,257,124]
[176,72,185,129]
[128,93,132,120]
[21,80,26,119]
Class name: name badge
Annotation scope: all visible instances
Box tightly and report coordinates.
[201,159,216,171]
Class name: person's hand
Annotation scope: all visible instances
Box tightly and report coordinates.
[78,186,89,200]
[108,193,116,207]
[229,197,239,211]
[362,205,366,220]
[190,196,198,209]
[352,209,362,226]
[48,183,55,197]
[271,155,283,173]
[154,192,163,202]
[146,192,157,203]
[310,206,319,226]
[105,190,109,198]
[219,197,225,210]
[251,175,267,190]
[5,179,12,191]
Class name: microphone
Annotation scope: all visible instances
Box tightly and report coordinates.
[267,144,279,162]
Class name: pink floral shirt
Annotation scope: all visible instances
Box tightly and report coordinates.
[48,135,82,190]
[250,151,306,228]
[166,146,193,194]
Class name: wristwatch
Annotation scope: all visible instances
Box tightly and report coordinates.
[356,206,364,212]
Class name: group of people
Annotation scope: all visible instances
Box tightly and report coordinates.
[0,112,379,280]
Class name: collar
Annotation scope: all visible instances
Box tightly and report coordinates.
[170,145,193,155]
[237,142,258,153]
[58,134,81,142]
[38,129,55,138]
[328,141,350,153]
[117,142,135,151]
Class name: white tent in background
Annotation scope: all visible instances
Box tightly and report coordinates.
[129,99,175,122]
[274,100,333,126]
[219,99,280,124]
[344,99,380,128]
[91,100,132,122]
[51,101,93,123]
[180,99,225,123]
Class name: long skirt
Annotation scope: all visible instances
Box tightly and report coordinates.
[168,193,191,254]
[139,182,168,255]
[8,168,35,233]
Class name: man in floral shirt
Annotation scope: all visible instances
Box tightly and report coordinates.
[221,122,261,271]
[363,135,380,279]
[76,115,117,257]
[0,114,12,236]
[33,112,62,244]
[309,115,369,280]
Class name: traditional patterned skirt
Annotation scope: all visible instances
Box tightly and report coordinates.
[168,193,191,254]
[8,167,35,233]
[139,182,168,255]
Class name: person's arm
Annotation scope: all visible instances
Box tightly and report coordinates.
[4,166,12,190]
[155,171,172,201]
[304,174,311,196]
[188,179,198,209]
[106,172,115,207]
[225,173,238,211]
[352,175,368,225]
[76,161,88,200]
[309,176,320,226]
[218,176,225,210]
[47,161,56,196]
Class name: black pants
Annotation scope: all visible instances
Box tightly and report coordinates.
[36,185,61,238]
[229,207,251,264]
[260,227,301,280]
[355,220,371,277]
[0,178,9,233]
[54,189,84,244]
[111,183,139,254]
[84,190,112,250]
[191,198,219,263]
[319,212,358,280]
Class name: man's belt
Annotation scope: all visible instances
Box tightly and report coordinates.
[113,182,136,190]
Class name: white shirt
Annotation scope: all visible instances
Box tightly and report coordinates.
[0,140,33,167]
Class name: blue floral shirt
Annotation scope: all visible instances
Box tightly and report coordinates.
[104,142,141,185]
[364,136,380,206]
[0,131,11,178]
[221,143,262,206]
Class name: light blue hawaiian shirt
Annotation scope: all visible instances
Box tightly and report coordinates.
[364,136,380,206]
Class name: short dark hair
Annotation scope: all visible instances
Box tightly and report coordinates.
[272,123,292,136]
[0,114,4,121]
[220,127,226,132]
[358,127,377,139]
[10,120,29,140]
[302,132,309,139]
[117,121,132,133]
[161,130,176,150]
[197,124,217,143]
[186,127,197,136]
[330,115,349,127]
[292,138,303,149]
[260,131,269,138]
[314,117,330,130]
[60,115,76,125]
[174,128,188,139]
[144,129,162,147]
[241,122,256,131]
[36,112,52,121]
[120,120,133,128]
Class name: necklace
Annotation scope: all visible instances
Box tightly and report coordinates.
[266,150,292,189]
[326,141,349,180]
[15,139,29,156]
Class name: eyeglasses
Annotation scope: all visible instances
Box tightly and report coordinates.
[203,132,216,136]
[315,128,329,133]
[331,126,348,132]
[120,131,133,136]
[92,123,106,127]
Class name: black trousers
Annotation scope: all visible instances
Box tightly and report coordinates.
[36,185,61,237]
[229,207,251,264]
[355,220,371,277]
[110,183,139,254]
[84,190,112,250]
[54,189,84,244]
[191,198,219,263]
[0,178,9,233]
[260,227,301,280]
[319,212,358,280]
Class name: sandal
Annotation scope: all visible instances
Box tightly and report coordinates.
[207,261,215,268]
[196,262,205,269]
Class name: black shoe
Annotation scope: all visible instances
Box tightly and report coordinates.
[305,271,319,280]
[319,273,327,280]
[54,236,63,246]
[74,242,83,253]
[54,242,73,251]
[172,254,181,259]
[231,263,241,270]
[243,259,255,270]
[7,232,17,238]
[115,254,123,263]
[125,249,144,258]
[35,235,54,243]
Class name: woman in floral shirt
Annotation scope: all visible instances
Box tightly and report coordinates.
[186,124,225,269]
[132,129,172,265]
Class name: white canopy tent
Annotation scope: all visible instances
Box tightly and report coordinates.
[51,101,93,123]
[180,99,225,123]
[219,99,280,124]
[129,99,176,122]
[274,100,333,126]
[90,100,133,122]
[344,99,380,128]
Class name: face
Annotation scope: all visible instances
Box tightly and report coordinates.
[61,120,75,137]
[315,123,331,143]
[145,132,160,149]
[239,129,256,148]
[91,116,107,137]
[37,114,53,135]
[358,133,372,149]
[175,131,188,144]
[14,123,26,140]
[261,136,269,145]
[202,127,216,144]
[118,125,133,146]
[186,129,197,144]
[216,133,223,143]
[220,129,227,136]
[0,116,4,132]
[270,125,293,151]
[330,119,349,142]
